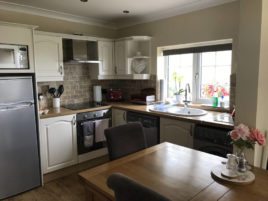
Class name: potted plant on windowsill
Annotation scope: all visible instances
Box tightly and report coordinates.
[173,72,184,103]
[174,89,184,103]
[203,84,229,108]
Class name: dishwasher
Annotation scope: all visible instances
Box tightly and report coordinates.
[193,124,233,158]
[127,111,160,147]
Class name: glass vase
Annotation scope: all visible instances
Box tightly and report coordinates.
[236,148,247,172]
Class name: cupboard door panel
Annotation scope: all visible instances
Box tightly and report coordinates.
[35,34,63,81]
[40,115,77,173]
[98,41,114,75]
[160,117,193,148]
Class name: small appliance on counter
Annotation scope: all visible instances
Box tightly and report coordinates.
[130,88,156,105]
[107,88,123,102]
[93,85,102,103]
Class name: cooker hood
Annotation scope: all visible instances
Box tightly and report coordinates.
[63,39,100,64]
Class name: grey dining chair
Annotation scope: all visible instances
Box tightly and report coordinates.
[104,122,147,160]
[107,173,171,201]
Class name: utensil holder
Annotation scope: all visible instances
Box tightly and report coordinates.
[53,98,60,108]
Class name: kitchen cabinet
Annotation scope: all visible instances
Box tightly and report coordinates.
[39,115,77,174]
[114,40,128,75]
[112,109,127,126]
[98,36,151,80]
[98,40,114,75]
[115,37,151,75]
[0,22,36,73]
[160,117,194,148]
[34,32,64,82]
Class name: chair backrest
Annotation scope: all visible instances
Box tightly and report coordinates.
[107,173,171,201]
[104,122,147,160]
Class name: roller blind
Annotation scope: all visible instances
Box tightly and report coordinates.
[163,43,232,56]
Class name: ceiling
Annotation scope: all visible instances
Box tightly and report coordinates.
[0,0,236,28]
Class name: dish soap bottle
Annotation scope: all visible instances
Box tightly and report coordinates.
[219,96,225,108]
[212,91,218,108]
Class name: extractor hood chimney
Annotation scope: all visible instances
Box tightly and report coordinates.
[63,39,100,64]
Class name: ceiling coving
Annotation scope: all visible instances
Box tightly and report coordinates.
[0,0,236,28]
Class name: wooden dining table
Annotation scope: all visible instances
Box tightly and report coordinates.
[79,142,268,201]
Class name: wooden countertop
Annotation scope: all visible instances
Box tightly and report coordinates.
[39,102,234,129]
[112,103,234,129]
[39,105,111,119]
[79,142,268,201]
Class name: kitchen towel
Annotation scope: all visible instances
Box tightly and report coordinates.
[95,118,110,143]
[82,121,94,148]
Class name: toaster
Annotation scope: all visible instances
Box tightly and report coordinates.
[107,89,123,101]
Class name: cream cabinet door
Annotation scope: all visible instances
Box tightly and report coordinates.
[114,40,127,75]
[34,34,64,82]
[112,109,127,127]
[160,117,194,148]
[98,41,114,75]
[40,115,77,174]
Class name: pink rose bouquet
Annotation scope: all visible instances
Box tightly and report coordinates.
[229,123,266,151]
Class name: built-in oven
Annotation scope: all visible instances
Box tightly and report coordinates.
[0,43,29,69]
[76,109,111,163]
[193,125,233,158]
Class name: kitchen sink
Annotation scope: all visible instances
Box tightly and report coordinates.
[149,105,207,116]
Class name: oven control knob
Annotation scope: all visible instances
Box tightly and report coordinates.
[93,114,97,118]
[84,114,88,119]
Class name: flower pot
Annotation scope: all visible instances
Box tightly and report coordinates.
[175,94,182,103]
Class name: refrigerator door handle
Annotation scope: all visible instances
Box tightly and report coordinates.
[0,101,34,112]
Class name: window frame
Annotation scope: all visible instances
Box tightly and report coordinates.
[164,50,232,105]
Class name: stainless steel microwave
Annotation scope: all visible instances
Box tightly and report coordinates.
[0,43,29,69]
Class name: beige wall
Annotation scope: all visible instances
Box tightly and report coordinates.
[0,9,116,38]
[235,0,268,167]
[235,0,262,128]
[256,0,268,168]
[0,3,240,74]
[117,2,240,74]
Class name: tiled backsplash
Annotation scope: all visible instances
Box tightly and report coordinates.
[37,64,156,108]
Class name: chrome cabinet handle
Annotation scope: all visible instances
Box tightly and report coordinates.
[123,112,126,121]
[190,124,194,137]
[58,65,63,75]
[72,116,76,126]
[0,102,34,112]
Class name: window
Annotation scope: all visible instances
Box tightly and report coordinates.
[163,43,232,107]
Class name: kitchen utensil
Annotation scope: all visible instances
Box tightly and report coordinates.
[57,85,64,97]
[48,88,56,98]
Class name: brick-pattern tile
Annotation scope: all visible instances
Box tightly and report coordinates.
[37,65,156,108]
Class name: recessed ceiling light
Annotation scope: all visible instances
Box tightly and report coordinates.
[80,0,88,2]
[123,10,130,14]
